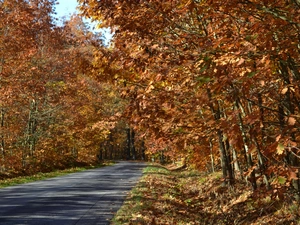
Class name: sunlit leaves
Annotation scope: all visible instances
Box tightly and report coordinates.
[79,0,300,196]
[0,0,123,175]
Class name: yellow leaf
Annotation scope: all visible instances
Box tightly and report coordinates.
[277,143,285,155]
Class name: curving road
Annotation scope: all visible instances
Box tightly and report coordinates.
[0,161,146,225]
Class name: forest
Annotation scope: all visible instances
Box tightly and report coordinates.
[1,0,300,206]
[78,0,300,202]
[0,0,143,177]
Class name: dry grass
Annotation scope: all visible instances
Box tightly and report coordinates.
[111,163,300,225]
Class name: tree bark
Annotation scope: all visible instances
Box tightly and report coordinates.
[0,108,4,157]
[131,129,136,160]
[125,128,131,160]
[209,139,215,173]
[207,88,234,184]
[236,99,257,189]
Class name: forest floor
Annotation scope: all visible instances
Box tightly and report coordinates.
[111,163,300,225]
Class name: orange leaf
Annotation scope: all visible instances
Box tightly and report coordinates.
[287,117,296,126]
[289,170,298,180]
[281,87,288,95]
[237,58,245,66]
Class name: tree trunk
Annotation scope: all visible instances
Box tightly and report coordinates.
[125,128,131,160]
[160,150,165,164]
[247,99,270,189]
[131,129,136,160]
[141,140,146,160]
[236,99,257,189]
[29,99,38,156]
[0,108,4,157]
[207,88,234,185]
[72,146,78,159]
[279,59,300,200]
[104,141,108,160]
[209,139,215,173]
[23,99,38,167]
[109,132,113,160]
[98,143,103,160]
[232,146,243,179]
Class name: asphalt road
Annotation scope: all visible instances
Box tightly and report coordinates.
[0,161,146,225]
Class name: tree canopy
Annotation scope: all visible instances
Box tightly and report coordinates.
[0,0,128,175]
[78,0,300,199]
[1,0,300,203]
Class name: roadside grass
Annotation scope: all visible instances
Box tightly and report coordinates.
[111,164,208,225]
[111,164,173,225]
[0,161,114,188]
[111,163,300,225]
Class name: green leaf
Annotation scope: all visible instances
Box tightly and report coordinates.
[199,65,208,73]
[247,71,256,78]
[278,176,286,185]
[196,76,211,83]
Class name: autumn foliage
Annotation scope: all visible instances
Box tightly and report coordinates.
[0,0,131,176]
[78,0,300,200]
[1,0,300,206]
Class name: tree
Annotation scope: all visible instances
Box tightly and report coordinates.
[79,0,300,199]
[0,0,124,175]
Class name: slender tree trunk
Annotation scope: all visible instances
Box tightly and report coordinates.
[236,99,257,189]
[248,98,270,189]
[257,94,266,144]
[209,139,215,173]
[109,133,113,160]
[98,143,103,160]
[160,150,165,164]
[207,88,234,185]
[125,128,131,160]
[232,146,243,179]
[0,108,4,157]
[23,99,38,166]
[131,129,136,160]
[28,99,38,157]
[0,108,4,172]
[217,131,234,184]
[225,139,234,179]
[72,146,78,159]
[104,142,107,159]
[279,59,300,200]
[141,140,146,160]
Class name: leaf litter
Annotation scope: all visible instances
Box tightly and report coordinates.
[111,163,300,225]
